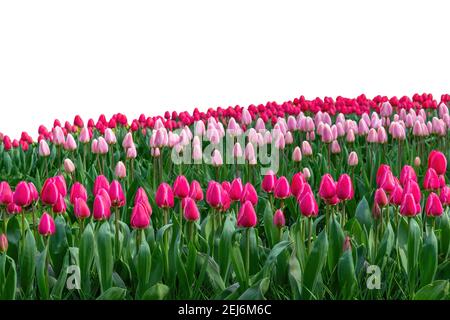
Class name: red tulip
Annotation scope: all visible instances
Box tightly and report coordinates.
[189,180,204,201]
[400,193,420,217]
[13,182,31,207]
[70,182,88,204]
[130,203,150,229]
[423,168,440,190]
[93,175,110,195]
[109,180,125,207]
[291,172,306,198]
[41,178,59,206]
[206,181,223,208]
[425,192,443,217]
[298,192,318,217]
[336,174,354,201]
[374,188,389,207]
[261,171,276,193]
[173,175,190,199]
[74,198,91,219]
[221,181,231,193]
[52,194,67,214]
[155,183,175,208]
[428,150,447,175]
[273,209,286,227]
[93,194,111,221]
[0,182,13,205]
[237,200,257,228]
[318,174,336,200]
[274,176,290,199]
[229,178,243,201]
[183,197,200,221]
[38,212,56,236]
[241,183,258,206]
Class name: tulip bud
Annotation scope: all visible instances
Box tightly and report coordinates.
[318,174,336,201]
[348,151,358,166]
[400,192,420,217]
[262,170,276,193]
[343,236,352,252]
[38,212,56,236]
[428,150,447,175]
[237,200,257,228]
[273,209,285,228]
[155,183,175,208]
[189,180,204,201]
[336,174,354,201]
[183,197,200,221]
[206,181,223,208]
[131,203,150,229]
[64,134,77,151]
[70,182,88,204]
[241,183,258,206]
[93,193,111,221]
[0,182,13,205]
[301,141,313,156]
[52,194,67,214]
[425,192,443,217]
[229,178,243,201]
[74,198,91,219]
[109,180,125,207]
[39,140,51,157]
[64,159,75,174]
[0,233,8,253]
[292,146,302,162]
[115,161,127,179]
[173,175,190,199]
[79,127,90,144]
[298,192,318,217]
[41,178,59,206]
[414,156,421,167]
[13,181,31,207]
[274,176,290,199]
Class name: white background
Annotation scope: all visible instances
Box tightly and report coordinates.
[1,0,449,139]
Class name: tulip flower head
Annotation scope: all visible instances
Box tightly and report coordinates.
[273,209,286,228]
[155,183,175,209]
[0,234,8,253]
[38,212,56,236]
[237,200,257,228]
[109,180,125,207]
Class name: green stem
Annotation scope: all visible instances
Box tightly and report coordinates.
[245,228,251,287]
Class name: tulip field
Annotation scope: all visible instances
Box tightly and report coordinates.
[1,93,450,300]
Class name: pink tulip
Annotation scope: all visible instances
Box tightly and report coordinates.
[70,182,88,204]
[0,234,7,253]
[330,140,341,154]
[38,212,56,236]
[425,192,443,217]
[189,180,204,201]
[115,161,127,179]
[13,182,31,207]
[336,174,354,201]
[183,197,200,221]
[262,170,276,193]
[0,182,13,205]
[389,184,403,206]
[274,176,290,199]
[52,194,67,214]
[423,168,440,191]
[428,150,447,175]
[206,181,223,208]
[93,175,110,195]
[348,151,358,166]
[292,146,302,162]
[134,187,152,216]
[64,134,77,151]
[237,200,257,228]
[155,183,175,209]
[318,174,336,201]
[79,127,90,144]
[64,159,75,173]
[298,192,318,217]
[241,183,258,206]
[41,178,59,206]
[39,140,51,157]
[109,180,125,207]
[173,175,190,199]
[301,141,313,156]
[93,194,111,221]
[374,188,388,207]
[74,198,91,219]
[229,178,243,202]
[131,203,150,229]
[400,193,420,217]
[104,128,117,144]
[273,209,286,227]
